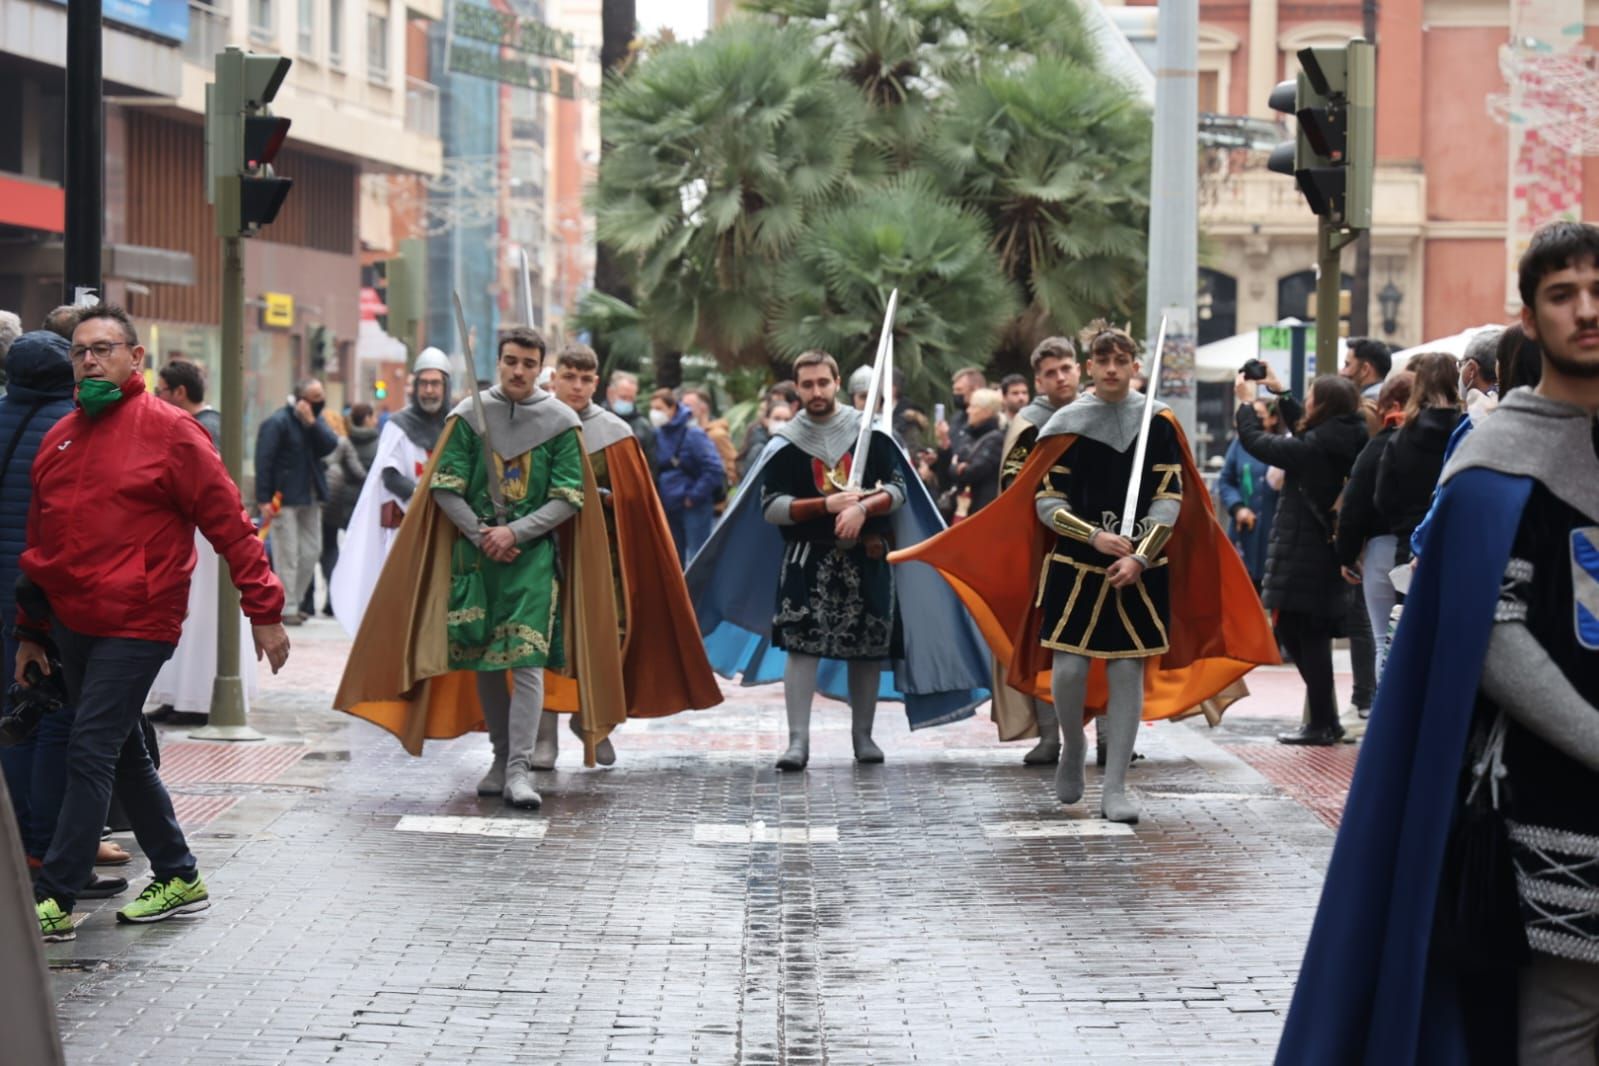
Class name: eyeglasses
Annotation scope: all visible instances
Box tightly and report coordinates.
[69,341,131,362]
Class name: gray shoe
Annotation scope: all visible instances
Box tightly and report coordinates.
[1023,737,1061,765]
[775,740,809,772]
[852,735,884,764]
[1100,788,1140,825]
[568,713,617,766]
[503,767,542,809]
[1055,753,1084,805]
[476,756,506,797]
[529,712,559,771]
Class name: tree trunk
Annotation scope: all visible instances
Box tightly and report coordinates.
[594,0,637,308]
[656,349,684,389]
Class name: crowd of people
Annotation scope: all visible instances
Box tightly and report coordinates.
[3,219,1598,1063]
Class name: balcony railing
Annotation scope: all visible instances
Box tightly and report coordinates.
[405,77,440,139]
[182,3,231,67]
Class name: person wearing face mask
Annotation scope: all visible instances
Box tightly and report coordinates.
[254,376,339,625]
[603,369,656,470]
[650,388,726,563]
[330,348,452,636]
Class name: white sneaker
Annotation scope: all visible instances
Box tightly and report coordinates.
[1339,707,1367,741]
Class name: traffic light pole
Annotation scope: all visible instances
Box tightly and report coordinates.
[1316,219,1361,375]
[194,193,265,742]
[63,0,103,304]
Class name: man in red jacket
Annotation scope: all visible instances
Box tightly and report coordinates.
[12,304,289,941]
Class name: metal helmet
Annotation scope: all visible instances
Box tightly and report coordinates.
[849,364,874,397]
[412,346,452,379]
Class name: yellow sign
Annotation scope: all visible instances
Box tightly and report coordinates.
[263,292,295,329]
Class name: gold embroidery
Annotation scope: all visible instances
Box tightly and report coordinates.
[1078,578,1111,650]
[1047,563,1088,642]
[550,486,584,508]
[431,472,467,492]
[1114,587,1147,653]
[446,605,486,625]
[1136,580,1169,648]
[1152,464,1182,502]
[493,454,530,502]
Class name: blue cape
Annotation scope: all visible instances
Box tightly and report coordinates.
[1276,466,1531,1065]
[685,432,990,729]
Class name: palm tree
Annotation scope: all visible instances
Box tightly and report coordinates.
[593,19,867,376]
[769,174,1018,402]
[927,59,1151,370]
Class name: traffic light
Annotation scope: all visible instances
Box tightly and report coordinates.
[1267,39,1375,231]
[206,47,294,237]
[309,324,332,374]
[374,379,389,401]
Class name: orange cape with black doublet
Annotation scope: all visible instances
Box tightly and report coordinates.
[543,433,723,718]
[891,409,1278,722]
[331,420,626,766]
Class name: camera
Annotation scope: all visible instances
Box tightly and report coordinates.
[1241,359,1269,381]
[0,660,66,747]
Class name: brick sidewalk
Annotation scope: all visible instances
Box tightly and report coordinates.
[47,620,1351,1065]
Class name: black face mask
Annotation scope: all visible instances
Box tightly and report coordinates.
[953,393,969,412]
[310,400,326,417]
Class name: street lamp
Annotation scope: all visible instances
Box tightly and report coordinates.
[1378,280,1403,336]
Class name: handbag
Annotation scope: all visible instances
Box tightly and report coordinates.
[1432,710,1528,971]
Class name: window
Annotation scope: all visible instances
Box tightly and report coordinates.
[328,0,344,65]
[250,0,273,40]
[367,13,389,82]
[298,0,314,56]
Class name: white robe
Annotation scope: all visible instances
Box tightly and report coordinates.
[147,531,258,712]
[329,419,432,636]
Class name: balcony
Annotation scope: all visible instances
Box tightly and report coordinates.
[182,2,231,67]
[1200,166,1427,237]
[405,77,439,139]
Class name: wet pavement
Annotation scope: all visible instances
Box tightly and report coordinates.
[47,619,1364,1064]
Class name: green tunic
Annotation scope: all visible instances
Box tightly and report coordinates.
[429,418,585,671]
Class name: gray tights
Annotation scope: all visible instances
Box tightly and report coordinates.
[782,653,881,755]
[1051,653,1144,822]
[475,668,545,773]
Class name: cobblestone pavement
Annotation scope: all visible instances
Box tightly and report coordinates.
[46,619,1365,1065]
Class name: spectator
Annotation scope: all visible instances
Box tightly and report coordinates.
[736,390,798,479]
[346,402,379,471]
[848,365,873,410]
[766,403,793,431]
[1374,352,1466,566]
[156,360,220,447]
[316,404,373,617]
[934,366,987,491]
[1458,327,1501,419]
[948,387,1005,518]
[1334,371,1414,696]
[999,373,1030,417]
[1235,371,1367,745]
[604,370,656,468]
[0,331,77,867]
[889,370,929,454]
[681,385,738,487]
[39,306,77,341]
[0,310,20,360]
[254,377,338,625]
[18,304,287,941]
[1217,396,1284,590]
[650,388,725,563]
[1341,336,1393,401]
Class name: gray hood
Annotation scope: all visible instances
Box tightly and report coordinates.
[576,402,634,453]
[446,386,579,460]
[1039,390,1168,452]
[1443,388,1599,521]
[390,401,448,451]
[773,404,862,467]
[1017,396,1059,431]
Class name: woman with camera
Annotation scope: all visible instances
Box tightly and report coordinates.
[1234,367,1369,745]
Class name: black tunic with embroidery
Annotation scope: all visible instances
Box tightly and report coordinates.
[761,433,906,661]
[1036,417,1183,658]
[1493,482,1599,961]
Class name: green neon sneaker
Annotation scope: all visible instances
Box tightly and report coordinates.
[38,898,75,942]
[115,873,211,924]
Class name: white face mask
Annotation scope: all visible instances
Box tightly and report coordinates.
[649,407,670,428]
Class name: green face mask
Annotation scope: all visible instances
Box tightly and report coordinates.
[78,378,125,418]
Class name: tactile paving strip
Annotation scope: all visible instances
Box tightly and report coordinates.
[160,742,309,785]
[1217,741,1357,829]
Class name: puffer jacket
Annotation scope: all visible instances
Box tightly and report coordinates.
[1374,406,1467,560]
[1235,396,1369,618]
[654,403,725,513]
[0,332,75,618]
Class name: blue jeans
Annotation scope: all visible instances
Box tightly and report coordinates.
[35,625,193,910]
[667,504,714,566]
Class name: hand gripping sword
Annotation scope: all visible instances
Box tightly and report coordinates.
[453,291,508,526]
[1118,314,1168,539]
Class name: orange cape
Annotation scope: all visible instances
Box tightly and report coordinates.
[890,410,1278,722]
[331,420,626,766]
[543,435,723,717]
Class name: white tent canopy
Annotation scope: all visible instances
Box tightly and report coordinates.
[1193,318,1348,384]
[1389,324,1505,373]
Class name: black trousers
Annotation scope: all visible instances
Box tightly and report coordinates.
[1276,610,1339,731]
[35,625,194,910]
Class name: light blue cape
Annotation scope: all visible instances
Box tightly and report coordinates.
[684,432,989,729]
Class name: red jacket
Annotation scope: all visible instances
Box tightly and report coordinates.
[19,375,284,643]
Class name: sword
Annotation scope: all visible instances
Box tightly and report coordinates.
[1119,314,1168,539]
[518,247,536,328]
[453,291,508,526]
[843,288,898,491]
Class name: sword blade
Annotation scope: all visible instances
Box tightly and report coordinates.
[845,288,898,491]
[453,291,508,524]
[1119,314,1168,539]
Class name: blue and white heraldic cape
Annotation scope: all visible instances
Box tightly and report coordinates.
[686,406,990,729]
[1275,388,1599,1065]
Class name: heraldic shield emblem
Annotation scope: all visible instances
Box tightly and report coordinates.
[1575,526,1599,651]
